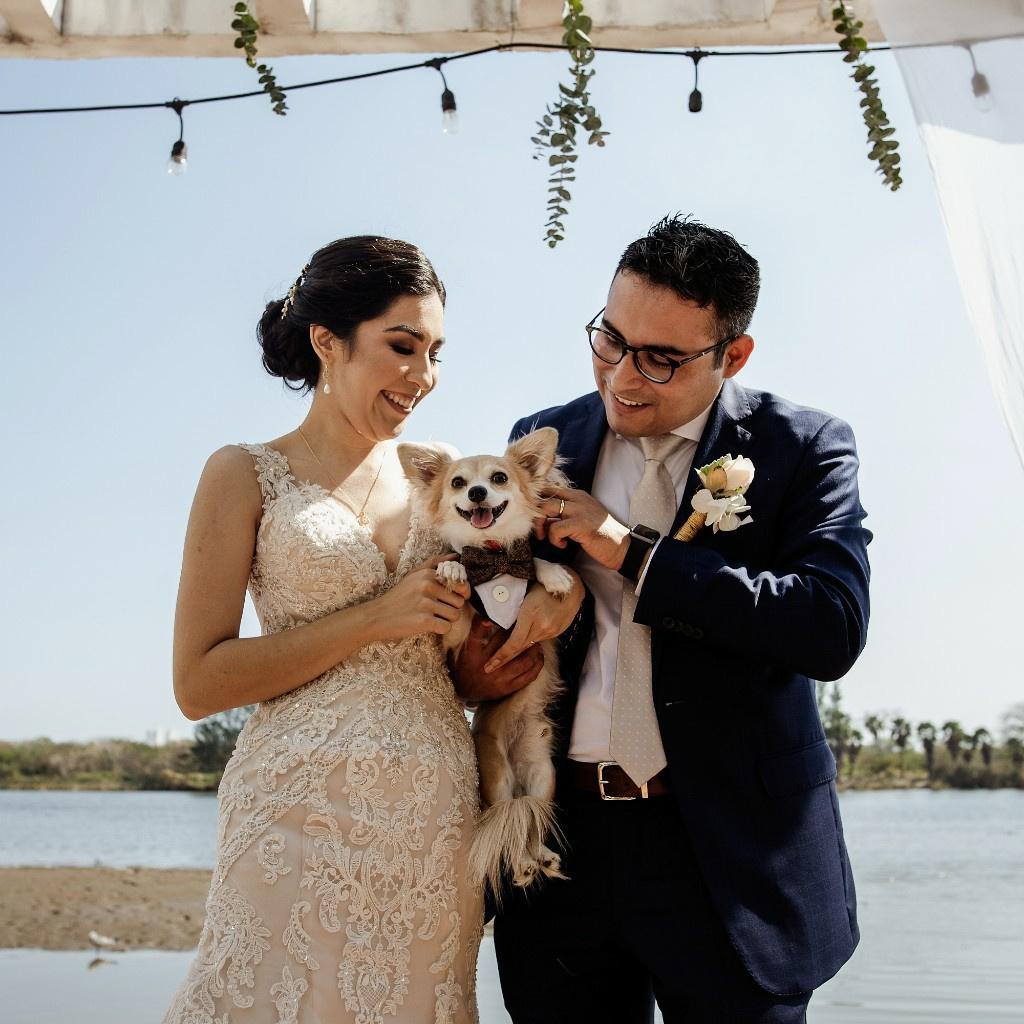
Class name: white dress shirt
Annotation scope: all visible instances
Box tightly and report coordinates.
[567,403,713,764]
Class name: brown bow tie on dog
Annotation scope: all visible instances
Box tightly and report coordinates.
[460,537,535,587]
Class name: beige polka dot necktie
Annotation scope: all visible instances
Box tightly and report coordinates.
[610,434,686,787]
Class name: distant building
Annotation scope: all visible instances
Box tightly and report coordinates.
[145,728,183,747]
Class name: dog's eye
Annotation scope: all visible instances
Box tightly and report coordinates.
[450,476,465,489]
[490,472,508,485]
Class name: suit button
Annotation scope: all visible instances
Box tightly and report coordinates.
[682,624,693,637]
[693,627,705,639]
[492,585,510,603]
[662,617,676,629]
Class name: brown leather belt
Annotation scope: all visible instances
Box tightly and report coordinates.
[564,760,672,800]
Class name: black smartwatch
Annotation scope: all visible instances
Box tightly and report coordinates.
[618,523,660,582]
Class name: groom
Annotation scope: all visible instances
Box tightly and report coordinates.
[467,215,871,1023]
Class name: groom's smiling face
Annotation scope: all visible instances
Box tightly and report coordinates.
[593,271,753,438]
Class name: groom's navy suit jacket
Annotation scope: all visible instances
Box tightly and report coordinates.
[509,379,871,996]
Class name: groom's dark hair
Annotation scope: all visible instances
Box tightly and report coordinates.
[617,214,760,368]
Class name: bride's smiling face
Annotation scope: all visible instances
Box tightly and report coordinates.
[314,291,445,441]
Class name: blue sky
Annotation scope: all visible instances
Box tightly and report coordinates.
[1,45,1020,742]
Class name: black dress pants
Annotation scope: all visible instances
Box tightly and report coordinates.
[493,790,811,1024]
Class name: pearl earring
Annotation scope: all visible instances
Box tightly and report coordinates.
[322,364,331,395]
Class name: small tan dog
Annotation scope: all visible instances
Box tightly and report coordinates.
[397,427,570,895]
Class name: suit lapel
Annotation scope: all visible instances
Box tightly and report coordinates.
[670,380,753,537]
[559,392,607,493]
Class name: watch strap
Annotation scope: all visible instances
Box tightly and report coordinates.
[619,524,660,582]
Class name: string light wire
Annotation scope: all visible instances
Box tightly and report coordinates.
[0,41,899,119]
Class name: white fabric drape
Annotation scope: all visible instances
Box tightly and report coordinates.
[872,0,1024,467]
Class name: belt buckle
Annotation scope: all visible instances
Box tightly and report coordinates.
[597,761,647,801]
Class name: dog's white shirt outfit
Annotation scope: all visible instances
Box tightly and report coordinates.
[474,573,529,629]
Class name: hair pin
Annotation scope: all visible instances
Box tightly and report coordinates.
[280,262,311,320]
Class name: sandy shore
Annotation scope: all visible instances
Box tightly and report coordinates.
[0,867,210,950]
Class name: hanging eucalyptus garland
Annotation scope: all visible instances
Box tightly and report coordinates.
[833,2,902,190]
[224,3,904,235]
[232,3,288,116]
[530,1,609,248]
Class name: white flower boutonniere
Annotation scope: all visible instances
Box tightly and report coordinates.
[674,454,755,541]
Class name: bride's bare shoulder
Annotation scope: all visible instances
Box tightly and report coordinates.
[194,445,264,514]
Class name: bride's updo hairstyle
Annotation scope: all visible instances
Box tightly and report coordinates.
[258,236,446,393]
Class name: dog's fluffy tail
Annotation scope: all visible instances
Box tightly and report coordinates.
[469,795,554,901]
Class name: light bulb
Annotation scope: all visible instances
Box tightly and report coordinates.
[441,89,458,134]
[167,139,188,176]
[686,52,705,114]
[971,71,994,113]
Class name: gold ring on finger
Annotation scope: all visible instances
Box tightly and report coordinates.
[557,498,565,518]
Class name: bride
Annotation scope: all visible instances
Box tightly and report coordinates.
[163,236,583,1024]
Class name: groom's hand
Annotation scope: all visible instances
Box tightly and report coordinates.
[537,486,631,571]
[450,618,543,704]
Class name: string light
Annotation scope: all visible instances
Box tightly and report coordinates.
[425,57,458,134]
[964,44,993,113]
[687,49,705,113]
[167,98,188,175]
[2,40,908,167]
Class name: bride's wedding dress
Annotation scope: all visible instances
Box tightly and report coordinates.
[163,443,483,1024]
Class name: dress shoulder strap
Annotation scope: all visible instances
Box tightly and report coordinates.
[237,443,294,508]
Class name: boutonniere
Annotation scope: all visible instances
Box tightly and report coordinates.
[674,454,754,541]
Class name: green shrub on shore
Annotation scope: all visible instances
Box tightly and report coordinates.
[0,738,220,791]
[837,744,1023,790]
[0,709,254,791]
[3,701,1021,792]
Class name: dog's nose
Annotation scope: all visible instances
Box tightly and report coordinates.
[467,485,487,504]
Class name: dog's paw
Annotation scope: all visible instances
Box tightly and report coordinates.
[535,559,573,597]
[538,846,567,881]
[512,860,539,888]
[436,560,468,590]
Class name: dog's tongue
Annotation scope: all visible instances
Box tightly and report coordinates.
[471,507,494,529]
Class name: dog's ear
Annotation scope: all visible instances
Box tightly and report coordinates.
[505,427,559,480]
[396,443,454,490]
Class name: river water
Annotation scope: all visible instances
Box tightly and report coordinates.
[1,788,1021,1022]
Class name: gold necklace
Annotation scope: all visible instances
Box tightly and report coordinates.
[297,426,385,527]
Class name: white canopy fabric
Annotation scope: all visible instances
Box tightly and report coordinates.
[873,0,1024,467]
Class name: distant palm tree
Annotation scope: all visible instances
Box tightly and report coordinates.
[999,702,1024,744]
[821,683,851,774]
[973,728,993,769]
[847,729,863,775]
[917,721,937,777]
[864,713,886,747]
[890,717,911,762]
[942,720,964,764]
[1006,737,1024,780]
[962,734,976,766]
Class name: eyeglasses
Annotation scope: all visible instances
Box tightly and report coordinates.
[585,308,733,384]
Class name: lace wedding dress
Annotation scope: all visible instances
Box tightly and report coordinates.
[163,443,483,1024]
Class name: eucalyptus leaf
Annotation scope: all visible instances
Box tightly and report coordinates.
[833,0,901,189]
[533,1,607,247]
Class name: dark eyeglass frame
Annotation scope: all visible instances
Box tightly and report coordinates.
[585,307,734,384]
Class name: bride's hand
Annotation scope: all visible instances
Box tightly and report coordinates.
[484,568,585,673]
[372,555,470,641]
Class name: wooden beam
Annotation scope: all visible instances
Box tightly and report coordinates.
[254,0,313,36]
[0,1,886,59]
[514,0,562,33]
[0,0,60,42]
